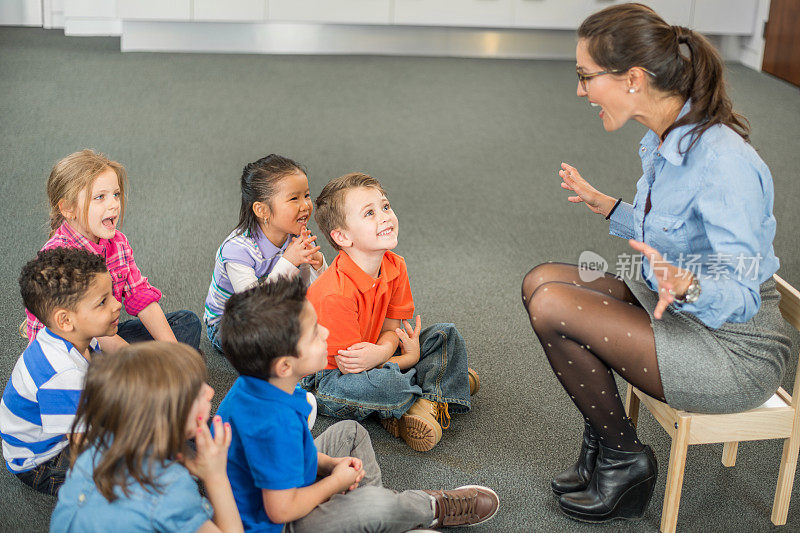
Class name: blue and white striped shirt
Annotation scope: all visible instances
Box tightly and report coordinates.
[0,328,97,473]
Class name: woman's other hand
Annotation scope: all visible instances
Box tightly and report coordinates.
[628,240,695,319]
[559,162,617,216]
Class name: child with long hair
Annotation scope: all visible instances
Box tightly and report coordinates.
[24,149,201,352]
[203,154,326,352]
[50,341,243,533]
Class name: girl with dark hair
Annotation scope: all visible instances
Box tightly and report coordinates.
[521,2,794,523]
[203,155,327,352]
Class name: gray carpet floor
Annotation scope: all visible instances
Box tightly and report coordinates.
[1,26,799,532]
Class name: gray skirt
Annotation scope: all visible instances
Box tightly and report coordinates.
[625,277,795,413]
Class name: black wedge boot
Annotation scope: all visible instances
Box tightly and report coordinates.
[559,444,657,522]
[551,422,599,496]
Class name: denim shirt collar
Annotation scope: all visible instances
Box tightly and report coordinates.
[639,99,693,167]
[238,376,312,419]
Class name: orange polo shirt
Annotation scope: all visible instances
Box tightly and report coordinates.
[307,250,415,370]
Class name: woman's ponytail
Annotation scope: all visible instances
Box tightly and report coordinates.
[663,25,750,150]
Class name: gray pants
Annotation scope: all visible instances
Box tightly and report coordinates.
[285,420,435,533]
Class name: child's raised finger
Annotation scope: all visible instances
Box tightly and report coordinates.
[210,415,224,445]
[395,328,409,342]
[223,422,232,448]
[413,315,421,335]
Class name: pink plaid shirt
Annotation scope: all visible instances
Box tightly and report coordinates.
[25,222,162,342]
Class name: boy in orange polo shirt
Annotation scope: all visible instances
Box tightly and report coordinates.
[303,172,479,452]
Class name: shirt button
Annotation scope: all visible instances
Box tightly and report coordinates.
[78,493,86,505]
[640,146,646,153]
[663,227,668,231]
[118,273,125,279]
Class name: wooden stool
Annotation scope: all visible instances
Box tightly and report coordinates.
[625,274,800,533]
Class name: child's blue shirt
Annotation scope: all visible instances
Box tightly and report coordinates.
[216,376,317,532]
[49,446,212,532]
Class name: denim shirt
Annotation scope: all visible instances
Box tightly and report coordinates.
[608,100,779,329]
[50,446,213,532]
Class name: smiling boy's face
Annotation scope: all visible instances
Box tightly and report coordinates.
[338,186,399,253]
[58,271,121,341]
[292,301,329,377]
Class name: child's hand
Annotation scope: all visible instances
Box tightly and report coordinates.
[178,415,232,484]
[396,315,422,359]
[336,343,391,374]
[330,457,362,493]
[299,226,325,269]
[282,231,321,268]
[327,456,364,491]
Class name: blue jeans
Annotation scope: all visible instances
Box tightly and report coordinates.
[206,320,223,353]
[299,323,471,420]
[14,446,70,496]
[116,309,201,350]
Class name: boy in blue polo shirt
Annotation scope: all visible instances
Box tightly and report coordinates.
[0,248,121,495]
[215,276,500,532]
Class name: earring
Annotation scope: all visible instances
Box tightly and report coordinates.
[629,88,636,93]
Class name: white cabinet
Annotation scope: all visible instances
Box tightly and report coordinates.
[633,0,693,27]
[513,0,594,29]
[513,0,693,30]
[692,0,757,34]
[194,0,266,22]
[393,0,513,28]
[0,0,43,25]
[269,0,391,25]
[118,0,191,21]
[64,0,117,19]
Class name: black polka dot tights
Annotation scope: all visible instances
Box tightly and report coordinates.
[522,262,666,451]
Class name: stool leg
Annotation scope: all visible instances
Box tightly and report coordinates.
[722,442,738,467]
[661,415,691,533]
[772,421,800,525]
[625,385,640,427]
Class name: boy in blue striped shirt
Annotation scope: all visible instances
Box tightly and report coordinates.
[1,248,121,495]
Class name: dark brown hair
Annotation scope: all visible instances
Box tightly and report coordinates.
[314,172,387,250]
[220,275,307,379]
[69,342,207,502]
[236,154,307,237]
[578,2,749,152]
[47,149,127,237]
[19,247,108,326]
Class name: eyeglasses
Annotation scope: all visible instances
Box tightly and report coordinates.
[576,66,656,92]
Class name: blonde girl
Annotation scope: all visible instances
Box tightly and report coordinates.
[203,154,326,352]
[24,149,201,352]
[50,341,243,533]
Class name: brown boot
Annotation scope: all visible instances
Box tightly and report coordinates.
[423,485,500,527]
[468,368,480,396]
[380,398,443,452]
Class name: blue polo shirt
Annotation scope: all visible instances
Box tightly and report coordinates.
[216,376,317,532]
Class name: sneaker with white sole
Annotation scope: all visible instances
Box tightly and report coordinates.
[423,485,500,527]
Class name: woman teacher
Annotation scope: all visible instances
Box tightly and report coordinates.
[520,3,794,523]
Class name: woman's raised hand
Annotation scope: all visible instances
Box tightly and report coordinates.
[628,239,695,320]
[559,162,616,216]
